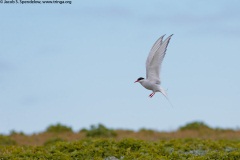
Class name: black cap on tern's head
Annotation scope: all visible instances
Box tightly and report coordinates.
[134,77,145,83]
[137,77,144,81]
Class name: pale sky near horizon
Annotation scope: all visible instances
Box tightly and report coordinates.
[1,0,240,134]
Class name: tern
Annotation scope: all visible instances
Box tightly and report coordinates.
[134,34,173,101]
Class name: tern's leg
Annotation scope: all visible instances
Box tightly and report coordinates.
[149,92,155,98]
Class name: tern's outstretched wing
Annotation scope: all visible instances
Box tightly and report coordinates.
[146,34,173,84]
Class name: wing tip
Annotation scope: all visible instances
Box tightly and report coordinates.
[159,34,173,39]
[169,34,174,38]
[162,34,173,45]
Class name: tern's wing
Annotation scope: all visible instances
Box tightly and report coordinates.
[146,34,173,84]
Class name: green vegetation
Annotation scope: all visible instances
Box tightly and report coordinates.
[1,121,240,159]
[45,123,73,133]
[85,124,117,138]
[9,130,25,136]
[0,139,240,159]
[138,128,155,133]
[43,137,66,146]
[179,121,211,131]
[0,135,16,146]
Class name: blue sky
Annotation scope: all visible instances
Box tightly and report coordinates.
[1,0,240,134]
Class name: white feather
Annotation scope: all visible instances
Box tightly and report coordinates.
[146,34,173,84]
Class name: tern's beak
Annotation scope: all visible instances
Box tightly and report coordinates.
[134,80,138,83]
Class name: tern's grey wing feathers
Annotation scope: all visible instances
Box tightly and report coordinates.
[146,34,173,84]
[146,35,165,79]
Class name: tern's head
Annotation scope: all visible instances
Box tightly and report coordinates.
[134,77,145,83]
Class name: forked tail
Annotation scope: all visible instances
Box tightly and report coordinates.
[159,87,174,108]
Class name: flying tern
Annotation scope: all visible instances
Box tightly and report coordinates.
[134,34,173,101]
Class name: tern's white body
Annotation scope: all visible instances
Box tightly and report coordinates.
[139,79,168,98]
[135,34,173,99]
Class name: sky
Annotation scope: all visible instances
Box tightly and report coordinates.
[1,0,240,134]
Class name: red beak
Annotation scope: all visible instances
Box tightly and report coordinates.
[134,80,138,83]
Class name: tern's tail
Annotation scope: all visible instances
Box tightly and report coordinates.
[159,87,174,108]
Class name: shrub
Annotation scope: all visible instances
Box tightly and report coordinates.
[79,128,88,133]
[179,121,211,131]
[45,123,73,133]
[86,124,117,138]
[1,139,240,159]
[44,137,65,146]
[0,135,17,145]
[138,128,155,134]
[9,130,25,136]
